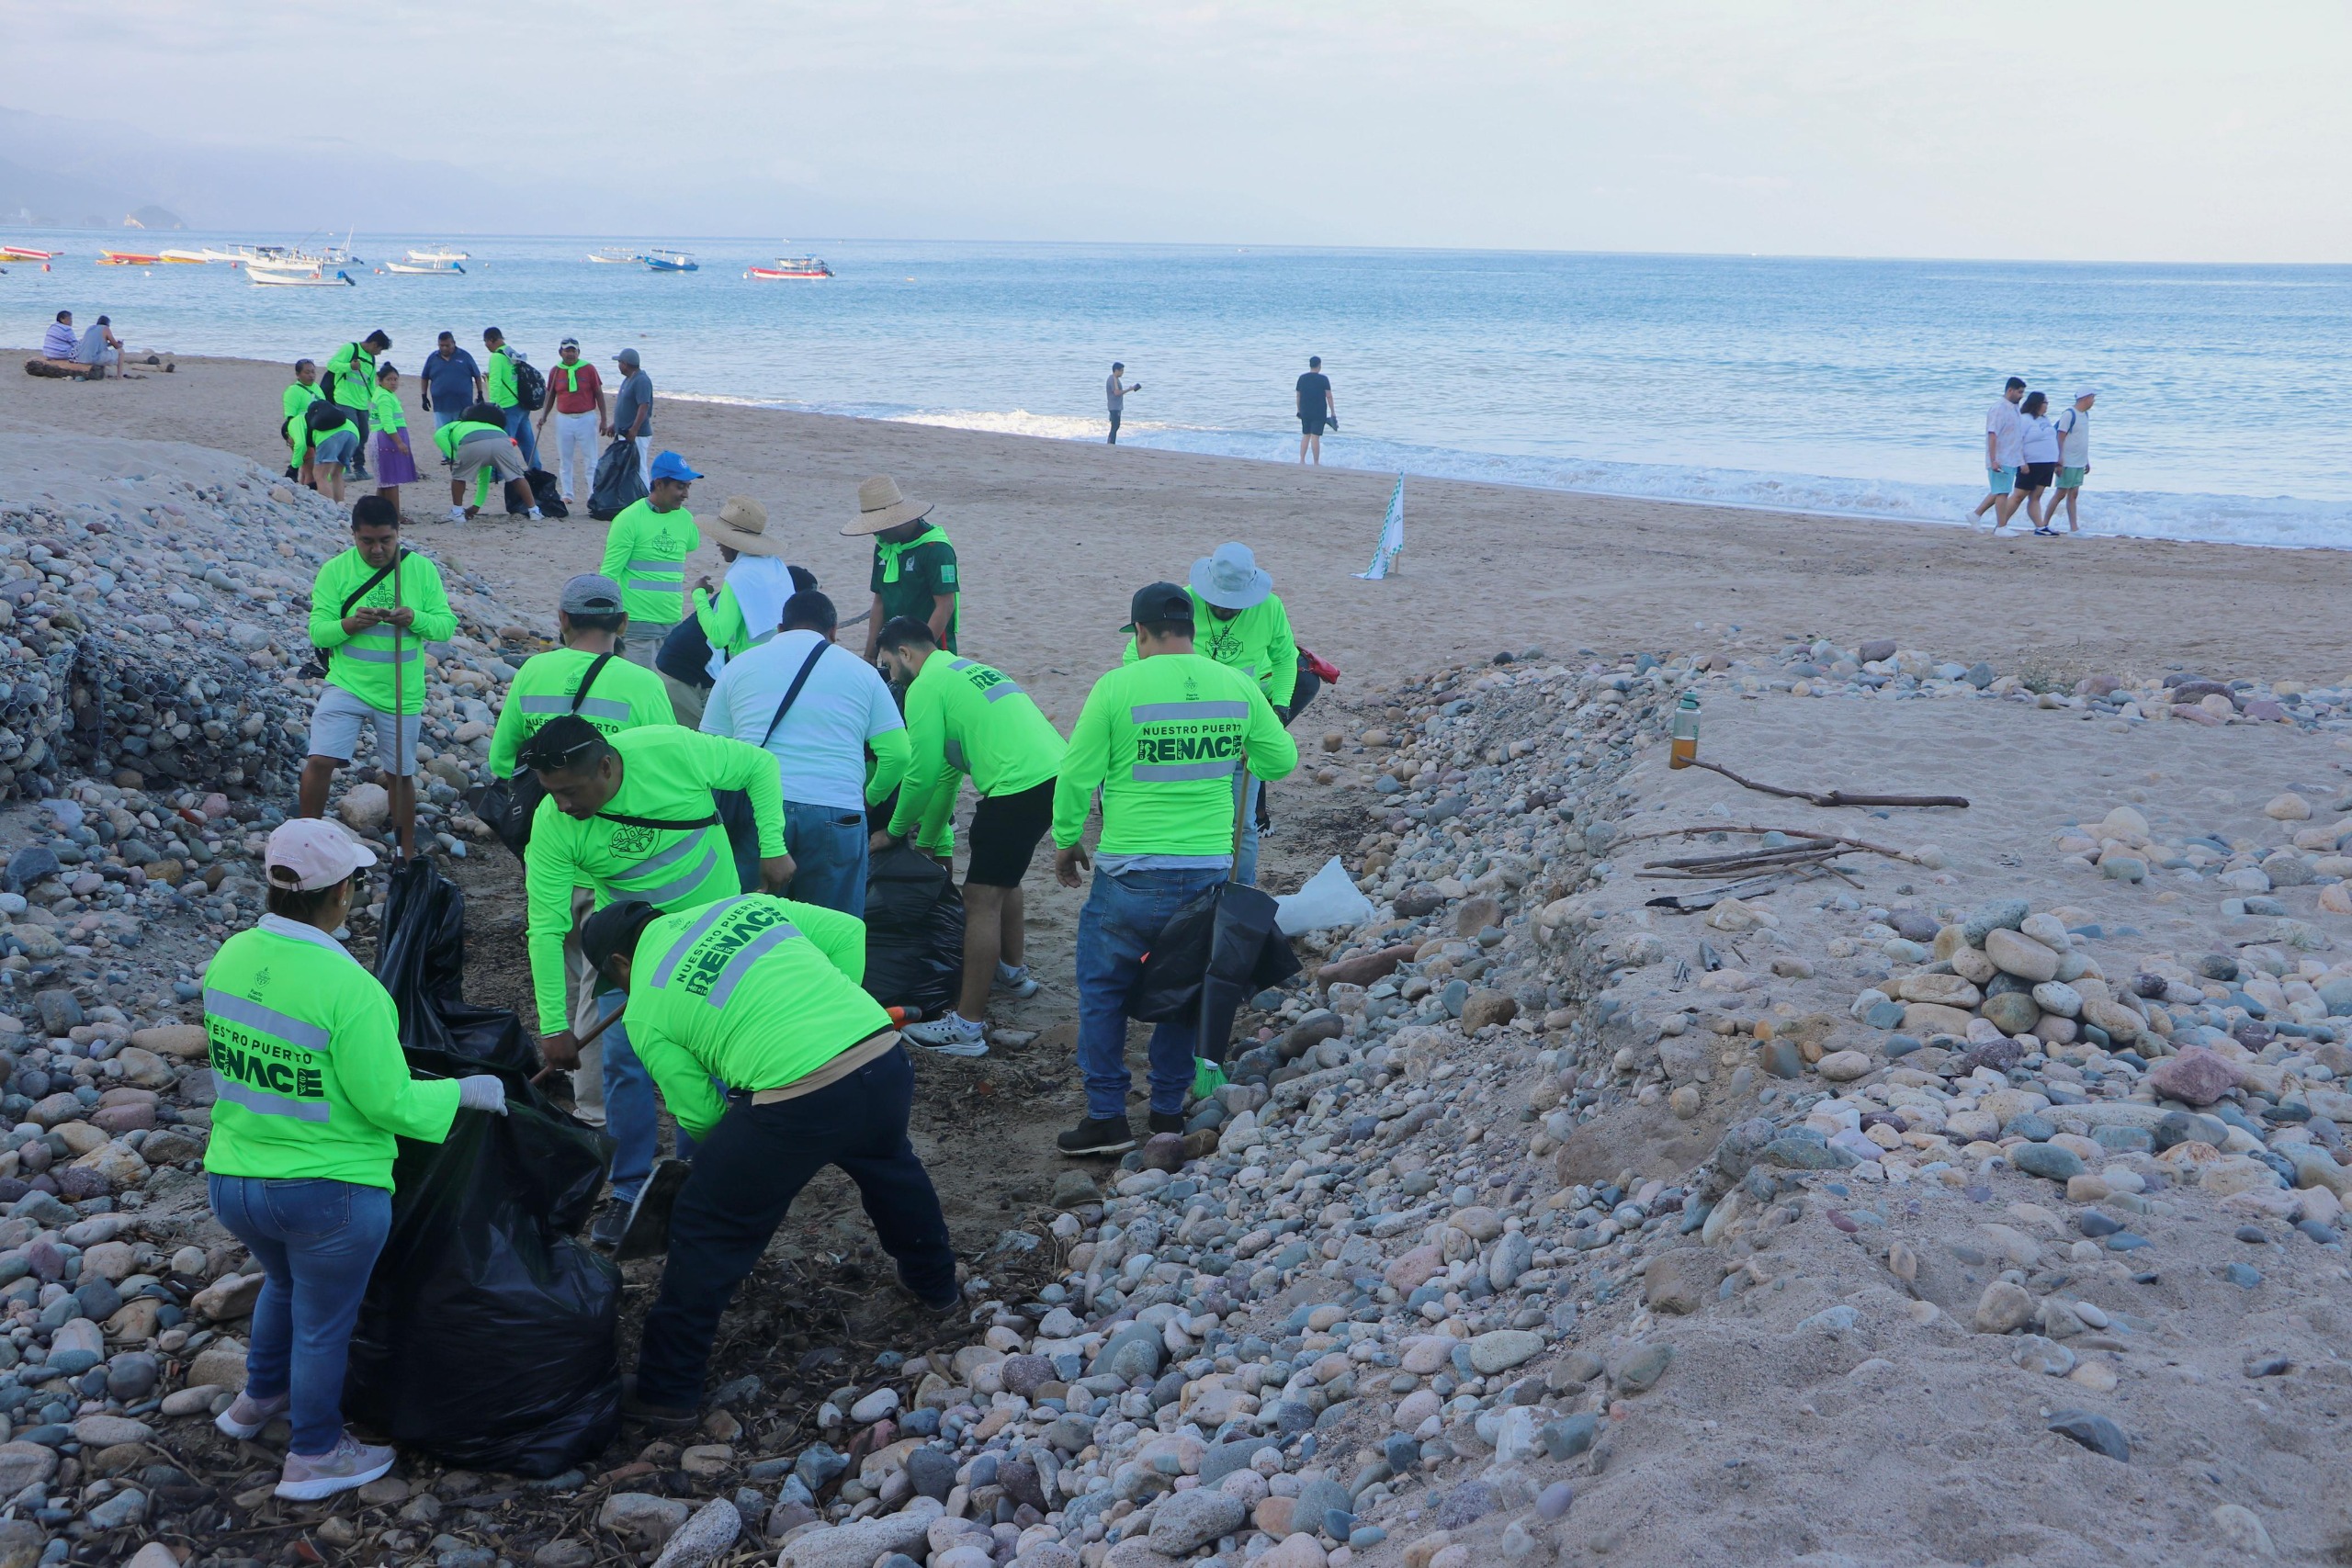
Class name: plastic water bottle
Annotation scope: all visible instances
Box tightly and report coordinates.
[1669,692,1700,770]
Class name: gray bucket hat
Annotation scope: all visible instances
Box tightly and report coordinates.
[1190,542,1273,611]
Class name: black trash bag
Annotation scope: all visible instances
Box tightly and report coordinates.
[1128,881,1301,1064]
[344,859,622,1477]
[861,843,964,1015]
[657,615,715,690]
[588,436,647,520]
[527,468,570,519]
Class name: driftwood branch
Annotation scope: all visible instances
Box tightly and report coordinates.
[1684,758,1969,809]
[1610,824,1917,861]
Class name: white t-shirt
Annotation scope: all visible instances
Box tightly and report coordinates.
[2054,406,2090,466]
[700,628,904,811]
[1984,398,2024,468]
[2020,414,2061,464]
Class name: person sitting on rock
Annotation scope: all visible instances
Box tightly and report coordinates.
[299,495,456,861]
[575,893,959,1427]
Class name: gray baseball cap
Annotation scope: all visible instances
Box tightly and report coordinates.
[560,573,625,615]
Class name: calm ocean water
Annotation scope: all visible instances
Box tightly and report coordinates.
[8,232,2350,547]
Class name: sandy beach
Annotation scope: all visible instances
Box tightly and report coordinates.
[7,351,2352,722]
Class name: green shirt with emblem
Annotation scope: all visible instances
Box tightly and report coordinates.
[485,345,520,409]
[308,547,458,716]
[201,916,462,1187]
[1052,652,1297,858]
[618,893,892,1138]
[889,652,1067,841]
[522,726,786,1035]
[324,340,378,412]
[487,647,677,778]
[1119,590,1298,707]
[600,499,699,626]
[868,523,959,651]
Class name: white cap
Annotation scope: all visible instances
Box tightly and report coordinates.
[2075,386,2098,400]
[264,819,378,892]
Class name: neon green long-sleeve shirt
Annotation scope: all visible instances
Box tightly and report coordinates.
[889,652,1066,840]
[307,547,457,715]
[619,894,892,1138]
[1052,653,1296,857]
[283,380,321,463]
[522,727,786,1034]
[485,346,520,409]
[600,500,698,626]
[324,341,377,411]
[1120,590,1298,707]
[487,647,676,778]
[202,917,461,1187]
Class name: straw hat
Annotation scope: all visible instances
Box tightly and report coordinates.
[706,495,785,557]
[843,475,933,536]
[1190,542,1273,610]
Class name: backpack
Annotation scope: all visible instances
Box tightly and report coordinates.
[306,400,354,433]
[514,357,546,412]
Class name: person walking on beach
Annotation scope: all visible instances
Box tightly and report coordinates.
[611,348,654,487]
[1106,362,1139,445]
[2016,390,2061,533]
[537,337,608,504]
[324,331,390,480]
[419,333,482,429]
[482,327,543,469]
[1970,376,2027,531]
[1296,355,1333,464]
[368,365,418,514]
[850,477,959,660]
[2049,388,2096,534]
[283,359,323,486]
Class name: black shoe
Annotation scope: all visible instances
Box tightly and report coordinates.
[589,1199,628,1249]
[618,1374,696,1431]
[1148,1111,1186,1135]
[1056,1116,1136,1157]
[616,1156,693,1261]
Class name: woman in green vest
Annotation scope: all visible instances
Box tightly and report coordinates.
[204,820,508,1500]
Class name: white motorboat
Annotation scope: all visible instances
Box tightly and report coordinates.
[405,245,470,264]
[385,258,465,275]
[588,246,643,265]
[249,265,355,288]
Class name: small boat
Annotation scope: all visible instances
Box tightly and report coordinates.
[385,258,465,275]
[405,245,470,264]
[588,246,643,265]
[747,253,834,279]
[644,248,698,273]
[249,265,356,288]
[2,244,61,261]
[98,251,162,266]
[158,249,209,264]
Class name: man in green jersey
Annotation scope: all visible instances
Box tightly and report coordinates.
[322,330,390,479]
[481,324,541,469]
[601,451,704,693]
[1120,542,1299,885]
[876,617,1068,1056]
[517,716,791,1244]
[300,497,456,862]
[578,895,957,1426]
[488,572,677,1129]
[283,358,323,485]
[1049,583,1297,1156]
[847,475,958,660]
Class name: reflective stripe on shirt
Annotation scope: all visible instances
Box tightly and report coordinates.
[1131,701,1249,723]
[650,900,741,989]
[705,920,799,1008]
[212,1075,333,1122]
[612,832,722,907]
[649,894,804,1007]
[518,694,633,723]
[1134,758,1238,783]
[204,989,333,1052]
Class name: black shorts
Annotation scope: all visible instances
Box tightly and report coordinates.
[1300,413,1328,435]
[2018,461,2057,491]
[966,779,1055,887]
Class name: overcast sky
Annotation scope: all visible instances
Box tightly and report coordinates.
[8,0,2347,260]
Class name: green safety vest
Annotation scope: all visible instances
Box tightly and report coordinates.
[600,499,698,626]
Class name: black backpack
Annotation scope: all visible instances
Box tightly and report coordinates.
[514,358,546,412]
[471,653,617,856]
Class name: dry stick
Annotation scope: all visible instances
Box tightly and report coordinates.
[1684,757,1970,810]
[1610,823,1917,860]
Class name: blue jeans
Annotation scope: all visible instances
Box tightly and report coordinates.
[1235,778,1264,887]
[785,798,870,918]
[1075,864,1226,1120]
[598,987,697,1203]
[634,1045,954,1406]
[503,403,542,468]
[207,1175,391,1455]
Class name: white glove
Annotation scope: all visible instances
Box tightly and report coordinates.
[456,1075,509,1115]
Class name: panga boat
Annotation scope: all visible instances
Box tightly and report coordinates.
[158,249,209,265]
[97,251,161,266]
[588,246,643,265]
[385,258,465,275]
[405,246,470,264]
[249,265,355,288]
[746,253,833,279]
[2,245,61,261]
[644,248,698,273]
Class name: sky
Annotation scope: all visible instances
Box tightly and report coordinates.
[6,1,2349,261]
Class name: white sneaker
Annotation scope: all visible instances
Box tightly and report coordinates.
[993,963,1039,999]
[275,1431,396,1500]
[904,1012,989,1056]
[447,505,467,525]
[527,507,544,520]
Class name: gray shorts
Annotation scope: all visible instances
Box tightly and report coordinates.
[454,431,526,481]
[308,684,422,775]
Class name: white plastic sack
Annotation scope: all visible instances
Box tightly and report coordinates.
[1276,856,1377,935]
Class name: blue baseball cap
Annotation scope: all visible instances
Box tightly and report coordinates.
[649,451,702,483]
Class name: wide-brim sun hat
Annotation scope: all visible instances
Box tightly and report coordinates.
[706,495,786,557]
[844,475,933,536]
[1190,541,1273,611]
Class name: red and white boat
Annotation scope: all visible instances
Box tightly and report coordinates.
[97,250,162,266]
[745,252,833,280]
[2,245,62,261]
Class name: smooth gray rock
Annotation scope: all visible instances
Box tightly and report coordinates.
[1148,1489,1246,1555]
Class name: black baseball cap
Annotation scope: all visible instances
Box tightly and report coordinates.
[1123,581,1194,631]
[580,899,657,976]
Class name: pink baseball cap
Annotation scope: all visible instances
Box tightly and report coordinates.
[264,819,379,892]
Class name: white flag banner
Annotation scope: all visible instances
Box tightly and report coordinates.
[1355,475,1405,580]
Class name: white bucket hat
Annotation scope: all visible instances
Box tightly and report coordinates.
[1190,542,1273,611]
